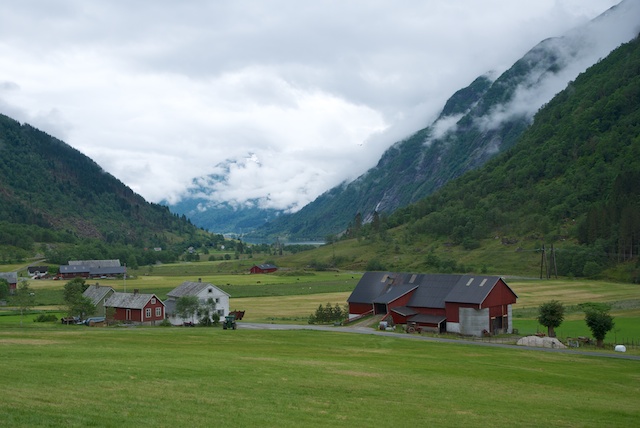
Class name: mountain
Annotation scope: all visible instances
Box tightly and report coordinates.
[245,0,640,241]
[0,114,205,255]
[166,173,283,236]
[385,32,640,277]
[282,33,640,280]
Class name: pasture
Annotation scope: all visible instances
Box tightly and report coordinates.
[1,327,638,427]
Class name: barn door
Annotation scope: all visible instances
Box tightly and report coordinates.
[126,309,131,321]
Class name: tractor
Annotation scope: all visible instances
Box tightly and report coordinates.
[222,314,237,330]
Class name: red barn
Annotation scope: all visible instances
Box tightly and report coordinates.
[0,272,18,294]
[347,272,517,336]
[249,264,278,274]
[104,291,165,325]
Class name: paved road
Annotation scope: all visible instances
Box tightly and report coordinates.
[238,322,640,361]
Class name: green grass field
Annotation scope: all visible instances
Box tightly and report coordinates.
[1,327,638,427]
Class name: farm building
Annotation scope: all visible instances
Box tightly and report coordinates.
[250,264,278,274]
[27,266,49,278]
[347,272,517,336]
[0,272,18,294]
[165,279,230,326]
[59,259,126,279]
[104,290,165,325]
[82,284,115,317]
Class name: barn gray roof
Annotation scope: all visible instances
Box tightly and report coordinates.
[445,276,504,304]
[373,284,418,304]
[105,292,162,309]
[347,271,396,303]
[0,272,17,283]
[167,281,229,298]
[69,259,121,267]
[408,314,447,325]
[82,285,115,306]
[390,306,417,317]
[349,272,515,309]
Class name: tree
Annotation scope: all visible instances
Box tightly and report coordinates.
[15,280,35,327]
[537,300,565,337]
[0,278,9,300]
[583,304,615,348]
[63,278,94,319]
[197,298,219,326]
[176,295,199,324]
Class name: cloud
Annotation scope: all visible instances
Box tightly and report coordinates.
[0,0,624,210]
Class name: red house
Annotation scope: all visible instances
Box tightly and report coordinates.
[0,272,18,294]
[249,264,278,274]
[104,291,165,325]
[347,272,517,336]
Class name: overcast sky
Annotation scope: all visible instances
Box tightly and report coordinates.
[0,0,623,211]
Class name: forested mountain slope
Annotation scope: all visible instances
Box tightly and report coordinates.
[387,34,640,275]
[0,115,203,255]
[250,0,640,241]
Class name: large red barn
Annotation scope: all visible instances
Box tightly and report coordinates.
[347,272,517,336]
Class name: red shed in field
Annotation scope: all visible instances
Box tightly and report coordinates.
[104,291,165,325]
[249,264,278,274]
[347,272,517,336]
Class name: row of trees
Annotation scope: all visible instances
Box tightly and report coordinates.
[308,303,348,325]
[537,300,615,347]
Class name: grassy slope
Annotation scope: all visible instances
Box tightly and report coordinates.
[1,327,638,427]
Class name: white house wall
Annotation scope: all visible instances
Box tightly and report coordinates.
[167,286,230,326]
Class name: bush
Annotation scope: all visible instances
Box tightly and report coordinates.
[33,313,59,323]
[308,303,348,324]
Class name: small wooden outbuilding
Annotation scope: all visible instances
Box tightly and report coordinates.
[104,290,165,325]
[249,264,278,274]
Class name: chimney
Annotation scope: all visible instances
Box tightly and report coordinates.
[133,289,139,295]
[198,278,202,282]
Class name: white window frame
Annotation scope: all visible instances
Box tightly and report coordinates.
[145,308,152,319]
[155,307,162,317]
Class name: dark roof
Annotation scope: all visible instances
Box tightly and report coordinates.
[69,259,121,267]
[408,314,447,325]
[390,306,417,317]
[445,276,512,304]
[347,272,396,304]
[28,266,49,274]
[105,292,162,309]
[254,264,277,270]
[349,272,513,309]
[60,264,125,276]
[82,285,115,306]
[372,284,418,304]
[407,274,462,309]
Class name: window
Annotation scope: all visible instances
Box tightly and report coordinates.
[145,308,151,318]
[215,298,220,303]
[155,307,162,317]
[208,288,213,293]
[151,297,156,304]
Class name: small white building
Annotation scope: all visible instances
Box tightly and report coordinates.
[164,279,230,326]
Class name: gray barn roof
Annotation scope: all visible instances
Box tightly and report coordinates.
[82,285,115,306]
[105,292,162,309]
[167,281,229,298]
[349,272,515,309]
[0,272,18,283]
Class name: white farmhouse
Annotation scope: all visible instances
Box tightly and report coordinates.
[164,279,230,326]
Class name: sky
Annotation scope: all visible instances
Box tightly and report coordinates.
[0,0,624,212]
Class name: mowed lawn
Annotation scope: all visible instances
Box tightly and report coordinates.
[1,327,638,427]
